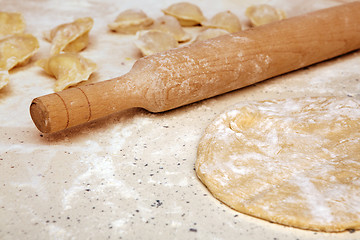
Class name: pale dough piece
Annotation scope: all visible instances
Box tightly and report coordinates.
[151,15,191,42]
[134,30,178,56]
[37,52,97,92]
[162,2,205,26]
[0,33,39,71]
[0,12,25,37]
[108,9,153,34]
[0,33,39,90]
[196,97,360,232]
[202,11,242,33]
[44,17,94,55]
[245,4,286,27]
[195,28,229,42]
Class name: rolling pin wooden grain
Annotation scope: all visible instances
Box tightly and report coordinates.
[30,2,360,133]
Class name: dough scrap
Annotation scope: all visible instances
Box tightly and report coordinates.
[245,4,286,27]
[0,12,26,37]
[134,30,178,56]
[37,52,97,92]
[196,97,360,232]
[162,2,205,26]
[108,9,153,34]
[202,11,242,33]
[151,15,191,42]
[44,17,94,55]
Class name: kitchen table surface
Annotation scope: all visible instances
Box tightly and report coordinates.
[1,0,360,239]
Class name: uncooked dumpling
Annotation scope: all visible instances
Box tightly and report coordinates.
[196,96,360,232]
[37,52,97,92]
[134,30,178,56]
[202,11,242,33]
[0,33,39,90]
[108,9,153,34]
[151,15,191,42]
[195,28,229,41]
[245,4,286,26]
[0,33,39,71]
[0,12,25,37]
[162,2,205,26]
[44,17,94,55]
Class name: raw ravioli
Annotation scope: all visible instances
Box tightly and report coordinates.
[37,52,97,92]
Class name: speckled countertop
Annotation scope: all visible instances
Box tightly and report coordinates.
[1,0,360,239]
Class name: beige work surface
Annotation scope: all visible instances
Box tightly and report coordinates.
[1,0,360,239]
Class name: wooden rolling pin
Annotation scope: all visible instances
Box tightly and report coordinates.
[30,2,360,133]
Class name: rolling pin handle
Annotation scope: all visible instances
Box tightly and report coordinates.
[30,76,142,133]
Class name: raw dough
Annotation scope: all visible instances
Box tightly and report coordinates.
[151,15,191,42]
[0,12,25,37]
[108,9,153,34]
[196,96,360,232]
[0,33,39,71]
[0,33,39,90]
[195,28,229,42]
[202,11,242,33]
[162,2,205,26]
[37,52,97,92]
[134,30,178,56]
[245,4,286,27]
[44,17,94,55]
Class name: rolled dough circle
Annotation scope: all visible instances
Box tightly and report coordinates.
[196,97,360,232]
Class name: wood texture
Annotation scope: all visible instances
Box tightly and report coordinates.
[30,2,360,133]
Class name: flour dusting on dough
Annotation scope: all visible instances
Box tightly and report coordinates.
[196,96,360,232]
